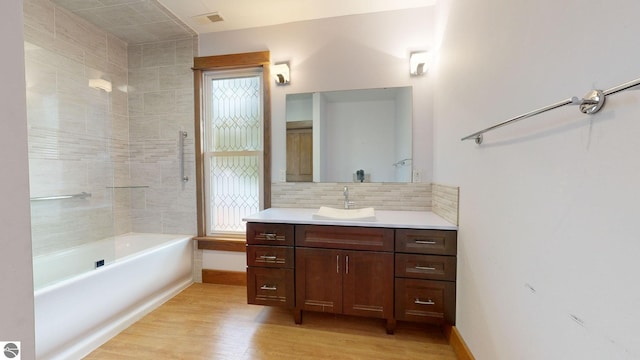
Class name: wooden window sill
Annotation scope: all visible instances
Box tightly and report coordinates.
[196,236,246,252]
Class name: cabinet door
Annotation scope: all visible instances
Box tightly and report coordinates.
[343,251,393,319]
[295,248,342,314]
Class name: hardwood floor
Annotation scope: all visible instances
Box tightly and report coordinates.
[85,283,457,360]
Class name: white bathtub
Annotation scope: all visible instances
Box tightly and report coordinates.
[33,233,194,360]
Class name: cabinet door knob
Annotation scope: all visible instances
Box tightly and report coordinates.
[261,232,277,240]
[259,255,278,261]
[260,285,277,291]
[414,298,435,305]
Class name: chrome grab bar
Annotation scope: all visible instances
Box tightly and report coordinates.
[179,131,189,182]
[30,192,92,201]
[461,76,640,144]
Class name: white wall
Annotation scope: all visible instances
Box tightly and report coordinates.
[198,7,436,183]
[434,1,640,359]
[0,0,36,358]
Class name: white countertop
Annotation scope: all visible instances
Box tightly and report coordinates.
[243,207,457,230]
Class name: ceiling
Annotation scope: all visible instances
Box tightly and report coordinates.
[159,0,436,34]
[51,0,436,44]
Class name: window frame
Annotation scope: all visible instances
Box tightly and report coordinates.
[193,51,272,240]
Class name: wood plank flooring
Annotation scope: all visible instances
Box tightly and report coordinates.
[85,283,457,360]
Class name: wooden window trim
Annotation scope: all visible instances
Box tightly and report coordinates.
[193,51,272,238]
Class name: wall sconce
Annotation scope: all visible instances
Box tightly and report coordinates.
[272,63,290,85]
[409,51,429,76]
[89,78,112,92]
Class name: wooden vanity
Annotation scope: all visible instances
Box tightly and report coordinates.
[245,208,457,334]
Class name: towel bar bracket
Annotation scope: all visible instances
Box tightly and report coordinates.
[575,89,605,115]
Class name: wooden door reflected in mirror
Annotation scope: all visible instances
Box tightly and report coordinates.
[286,120,313,182]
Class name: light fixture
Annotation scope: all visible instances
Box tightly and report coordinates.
[409,51,429,76]
[89,78,112,92]
[272,63,290,85]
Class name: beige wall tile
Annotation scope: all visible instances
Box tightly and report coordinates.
[128,44,143,69]
[54,6,107,59]
[271,182,433,211]
[432,183,459,225]
[23,0,55,35]
[107,34,128,69]
[142,41,175,67]
[159,65,193,90]
[129,67,160,92]
[143,91,176,114]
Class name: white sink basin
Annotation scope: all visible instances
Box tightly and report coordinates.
[312,206,376,221]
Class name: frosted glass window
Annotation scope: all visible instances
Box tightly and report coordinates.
[203,70,264,235]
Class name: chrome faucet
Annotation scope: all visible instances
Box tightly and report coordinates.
[343,186,355,209]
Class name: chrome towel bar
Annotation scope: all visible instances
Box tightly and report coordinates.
[30,192,92,201]
[461,76,640,144]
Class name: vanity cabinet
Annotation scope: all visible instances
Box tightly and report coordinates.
[246,223,295,308]
[294,225,395,331]
[394,229,457,324]
[245,215,457,333]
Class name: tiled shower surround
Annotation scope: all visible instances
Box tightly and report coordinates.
[24,0,197,256]
[126,39,197,234]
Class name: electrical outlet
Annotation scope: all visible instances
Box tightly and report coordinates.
[412,169,422,183]
[279,169,286,182]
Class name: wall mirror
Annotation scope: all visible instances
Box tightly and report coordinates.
[285,86,413,183]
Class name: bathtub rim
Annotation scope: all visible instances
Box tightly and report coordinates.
[34,232,193,296]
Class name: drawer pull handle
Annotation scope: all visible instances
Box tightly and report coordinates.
[415,240,437,245]
[260,285,277,291]
[415,265,436,271]
[259,255,278,261]
[261,232,278,240]
[415,298,435,305]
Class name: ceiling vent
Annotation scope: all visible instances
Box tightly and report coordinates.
[192,12,224,24]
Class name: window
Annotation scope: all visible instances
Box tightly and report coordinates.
[193,52,272,239]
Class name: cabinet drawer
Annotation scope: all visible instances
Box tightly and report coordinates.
[296,225,394,251]
[247,267,294,308]
[395,254,456,281]
[247,245,294,268]
[395,229,457,255]
[246,222,294,246]
[395,278,455,324]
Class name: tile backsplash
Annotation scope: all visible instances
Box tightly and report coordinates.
[272,182,460,225]
[432,183,460,225]
[272,182,433,211]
